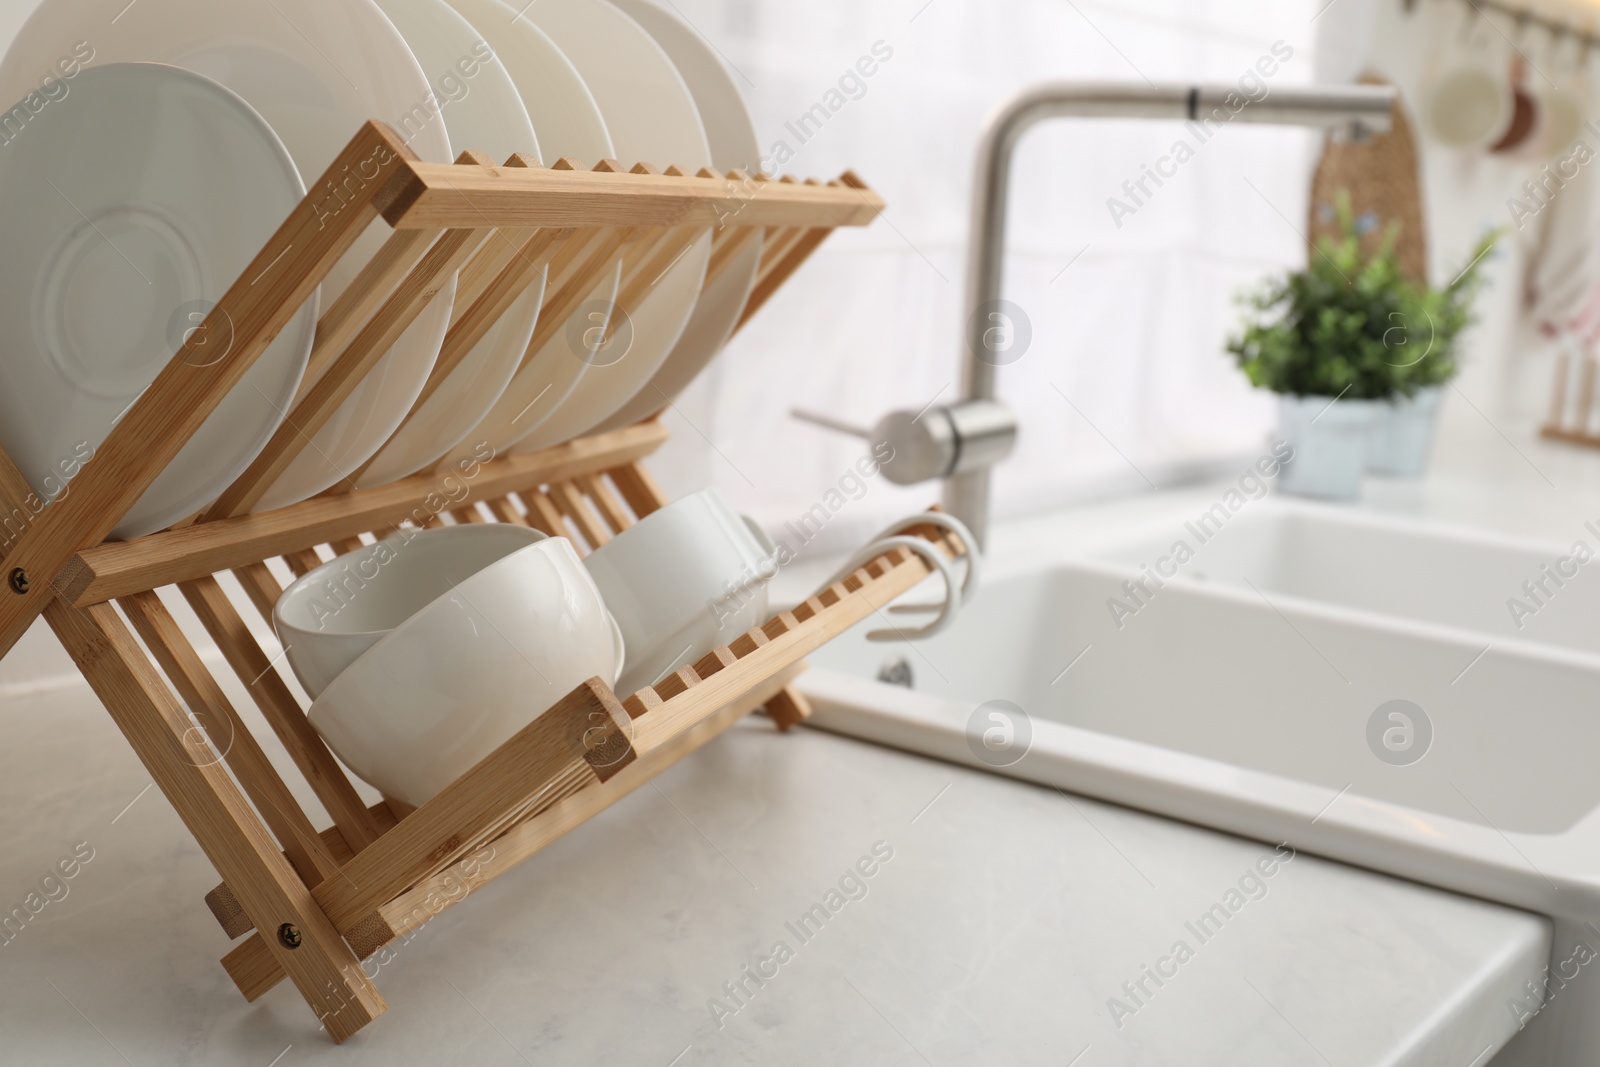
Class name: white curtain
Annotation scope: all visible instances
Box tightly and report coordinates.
[0,0,1329,560]
[649,0,1326,557]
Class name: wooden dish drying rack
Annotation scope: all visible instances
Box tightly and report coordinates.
[0,122,963,1042]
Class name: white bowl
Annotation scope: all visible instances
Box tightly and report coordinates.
[307,535,623,807]
[585,487,775,697]
[275,524,549,698]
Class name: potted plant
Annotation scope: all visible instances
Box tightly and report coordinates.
[1364,226,1495,477]
[1228,194,1496,498]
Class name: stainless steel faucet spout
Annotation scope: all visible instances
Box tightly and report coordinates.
[792,80,1396,550]
[945,81,1394,547]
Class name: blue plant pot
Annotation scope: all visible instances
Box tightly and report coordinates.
[1367,386,1442,478]
[1276,393,1378,501]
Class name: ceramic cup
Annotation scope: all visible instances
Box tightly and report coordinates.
[1537,81,1586,158]
[585,487,777,698]
[1491,57,1543,157]
[277,524,555,698]
[1532,39,1588,161]
[820,512,982,642]
[306,534,625,807]
[1423,14,1513,149]
[1426,63,1512,147]
[1489,72,1540,155]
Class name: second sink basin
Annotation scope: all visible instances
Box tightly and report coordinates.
[1097,500,1600,656]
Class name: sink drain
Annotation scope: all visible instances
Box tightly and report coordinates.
[876,655,913,688]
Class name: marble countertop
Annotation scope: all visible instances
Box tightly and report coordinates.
[0,673,1548,1066]
[1,402,1583,1064]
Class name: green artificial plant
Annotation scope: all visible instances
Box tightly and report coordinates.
[1228,193,1498,400]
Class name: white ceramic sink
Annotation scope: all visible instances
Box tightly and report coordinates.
[798,498,1600,923]
[1101,502,1600,657]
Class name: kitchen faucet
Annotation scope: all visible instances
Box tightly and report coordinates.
[796,81,1395,549]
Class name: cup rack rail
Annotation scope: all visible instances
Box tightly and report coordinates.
[0,120,964,1042]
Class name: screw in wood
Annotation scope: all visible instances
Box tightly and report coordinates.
[7,568,27,595]
[278,923,303,949]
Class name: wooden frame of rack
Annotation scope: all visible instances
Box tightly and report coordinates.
[0,121,960,1041]
[1541,346,1600,447]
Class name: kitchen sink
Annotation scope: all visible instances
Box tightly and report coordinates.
[797,498,1600,921]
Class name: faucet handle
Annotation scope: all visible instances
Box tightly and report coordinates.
[790,408,874,439]
[793,402,1017,488]
[793,405,957,486]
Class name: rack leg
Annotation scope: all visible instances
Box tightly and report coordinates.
[224,663,803,1001]
[47,599,386,1042]
[765,686,813,732]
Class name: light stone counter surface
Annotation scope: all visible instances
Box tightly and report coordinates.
[0,674,1547,1066]
[0,399,1579,1065]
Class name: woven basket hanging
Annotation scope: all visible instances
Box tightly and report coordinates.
[1307,73,1428,283]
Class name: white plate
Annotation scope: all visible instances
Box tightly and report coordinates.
[441,0,622,458]
[357,0,544,487]
[1,0,457,513]
[509,0,713,451]
[0,63,314,540]
[597,0,762,433]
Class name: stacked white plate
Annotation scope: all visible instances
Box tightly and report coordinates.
[0,0,763,537]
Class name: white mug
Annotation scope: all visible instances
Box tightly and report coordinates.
[1530,38,1588,160]
[585,487,777,698]
[1423,9,1513,148]
[820,511,981,642]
